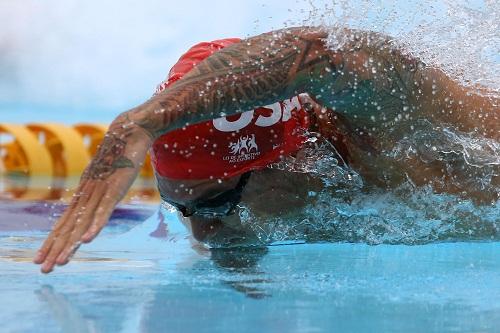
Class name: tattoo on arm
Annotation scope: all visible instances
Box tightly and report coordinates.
[81,118,136,180]
[127,27,337,137]
[80,26,427,181]
[126,26,424,139]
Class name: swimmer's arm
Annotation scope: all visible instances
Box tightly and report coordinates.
[34,26,338,273]
[416,68,499,139]
[33,27,416,273]
[126,27,434,135]
[36,26,485,273]
[34,120,152,273]
[125,27,341,135]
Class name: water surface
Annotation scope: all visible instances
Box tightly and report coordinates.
[1,202,498,333]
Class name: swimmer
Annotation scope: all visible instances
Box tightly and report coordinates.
[34,27,499,273]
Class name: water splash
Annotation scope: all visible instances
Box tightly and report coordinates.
[268,132,363,189]
[289,0,499,94]
[229,0,499,246]
[238,183,499,245]
[390,120,499,197]
[237,123,499,246]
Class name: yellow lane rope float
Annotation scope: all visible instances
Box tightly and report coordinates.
[0,124,53,177]
[73,123,108,156]
[0,124,54,200]
[1,123,158,201]
[27,123,90,178]
[1,123,154,178]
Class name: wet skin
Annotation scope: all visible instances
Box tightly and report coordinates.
[33,26,499,273]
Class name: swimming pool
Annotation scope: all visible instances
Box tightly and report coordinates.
[0,198,499,333]
[1,1,499,332]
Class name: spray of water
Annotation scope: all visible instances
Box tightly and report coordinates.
[268,132,364,189]
[289,0,500,94]
[230,0,500,246]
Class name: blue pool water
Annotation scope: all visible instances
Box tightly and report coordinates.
[1,1,499,332]
[0,201,499,333]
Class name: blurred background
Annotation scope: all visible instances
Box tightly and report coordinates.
[0,4,498,332]
[0,0,497,201]
[1,0,497,124]
[0,0,322,201]
[0,0,317,124]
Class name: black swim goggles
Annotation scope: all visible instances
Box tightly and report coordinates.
[162,172,251,219]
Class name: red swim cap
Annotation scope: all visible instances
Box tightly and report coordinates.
[151,38,310,180]
[154,38,241,94]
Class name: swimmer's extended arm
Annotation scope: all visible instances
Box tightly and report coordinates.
[122,27,498,138]
[35,27,341,273]
[34,26,497,273]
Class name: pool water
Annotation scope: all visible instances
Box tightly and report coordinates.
[0,200,499,333]
[1,2,499,331]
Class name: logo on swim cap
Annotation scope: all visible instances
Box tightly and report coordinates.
[224,134,260,163]
[212,96,302,133]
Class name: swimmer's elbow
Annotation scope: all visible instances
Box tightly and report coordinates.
[108,110,156,143]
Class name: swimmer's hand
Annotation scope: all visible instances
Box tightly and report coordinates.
[33,117,153,273]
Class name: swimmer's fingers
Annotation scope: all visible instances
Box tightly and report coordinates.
[81,204,116,243]
[81,170,136,242]
[55,240,82,266]
[33,234,55,265]
[54,172,133,265]
[33,181,94,265]
[37,208,83,273]
[54,188,107,265]
[34,124,150,273]
[36,181,104,273]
